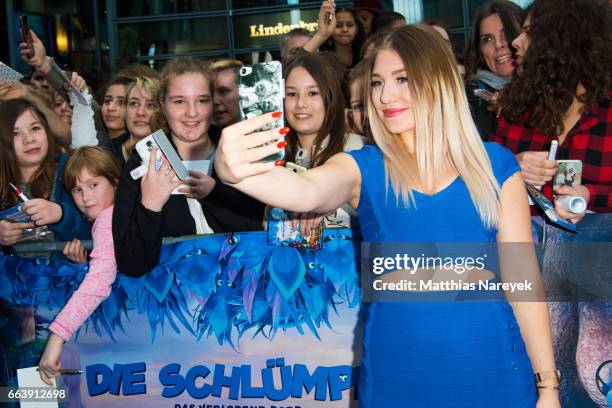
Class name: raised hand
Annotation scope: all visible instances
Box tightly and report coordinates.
[140,146,182,212]
[0,80,29,101]
[315,0,337,41]
[67,71,87,93]
[515,151,557,186]
[215,111,287,184]
[19,30,49,72]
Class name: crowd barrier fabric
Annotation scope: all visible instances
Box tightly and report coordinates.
[0,217,610,408]
[0,230,362,407]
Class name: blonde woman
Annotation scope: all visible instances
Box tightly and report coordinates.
[215,25,559,407]
[109,76,161,166]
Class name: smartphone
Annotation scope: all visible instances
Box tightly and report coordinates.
[553,160,582,190]
[48,58,89,105]
[285,162,308,174]
[135,129,189,180]
[19,15,34,59]
[473,88,495,102]
[237,61,284,162]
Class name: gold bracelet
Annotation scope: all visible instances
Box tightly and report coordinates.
[537,385,559,390]
[534,369,561,384]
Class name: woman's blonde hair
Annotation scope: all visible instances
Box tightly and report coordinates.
[365,25,501,229]
[126,76,162,147]
[127,76,160,102]
[63,146,122,191]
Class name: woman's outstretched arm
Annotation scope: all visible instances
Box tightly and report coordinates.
[215,112,361,213]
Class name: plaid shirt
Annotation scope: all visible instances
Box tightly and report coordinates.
[491,92,612,213]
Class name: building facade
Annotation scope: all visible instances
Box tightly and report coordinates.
[2,0,532,80]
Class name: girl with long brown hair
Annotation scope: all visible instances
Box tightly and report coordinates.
[0,99,90,247]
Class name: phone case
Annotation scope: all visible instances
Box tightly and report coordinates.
[237,61,284,162]
[267,208,324,249]
[49,59,89,105]
[135,130,189,180]
[0,204,53,242]
[553,160,582,190]
[19,16,34,59]
[266,161,324,249]
[473,88,495,102]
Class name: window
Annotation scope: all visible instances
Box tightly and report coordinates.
[117,17,229,57]
[116,0,226,17]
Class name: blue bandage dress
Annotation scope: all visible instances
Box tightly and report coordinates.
[347,143,537,407]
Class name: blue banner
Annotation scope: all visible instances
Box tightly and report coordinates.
[0,230,361,407]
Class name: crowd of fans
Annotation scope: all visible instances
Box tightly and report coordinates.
[0,0,610,404]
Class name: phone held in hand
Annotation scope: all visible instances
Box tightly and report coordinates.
[553,160,582,191]
[134,129,190,180]
[473,88,495,102]
[48,59,89,105]
[237,61,285,162]
[19,15,34,59]
[266,162,324,249]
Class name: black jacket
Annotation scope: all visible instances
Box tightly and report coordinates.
[112,152,265,277]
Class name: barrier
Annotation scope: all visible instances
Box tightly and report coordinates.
[1,216,610,407]
[0,230,362,407]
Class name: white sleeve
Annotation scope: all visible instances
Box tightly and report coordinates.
[69,89,98,148]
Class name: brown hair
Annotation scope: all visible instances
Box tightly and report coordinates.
[117,63,160,81]
[320,7,367,67]
[0,99,59,209]
[63,146,122,192]
[500,0,611,136]
[464,0,525,81]
[283,50,347,168]
[347,60,373,142]
[158,57,212,103]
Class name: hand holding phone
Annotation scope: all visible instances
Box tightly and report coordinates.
[317,0,336,37]
[19,16,34,59]
[473,88,495,102]
[49,59,89,105]
[238,61,285,163]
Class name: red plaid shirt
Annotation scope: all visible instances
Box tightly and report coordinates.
[491,92,612,213]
